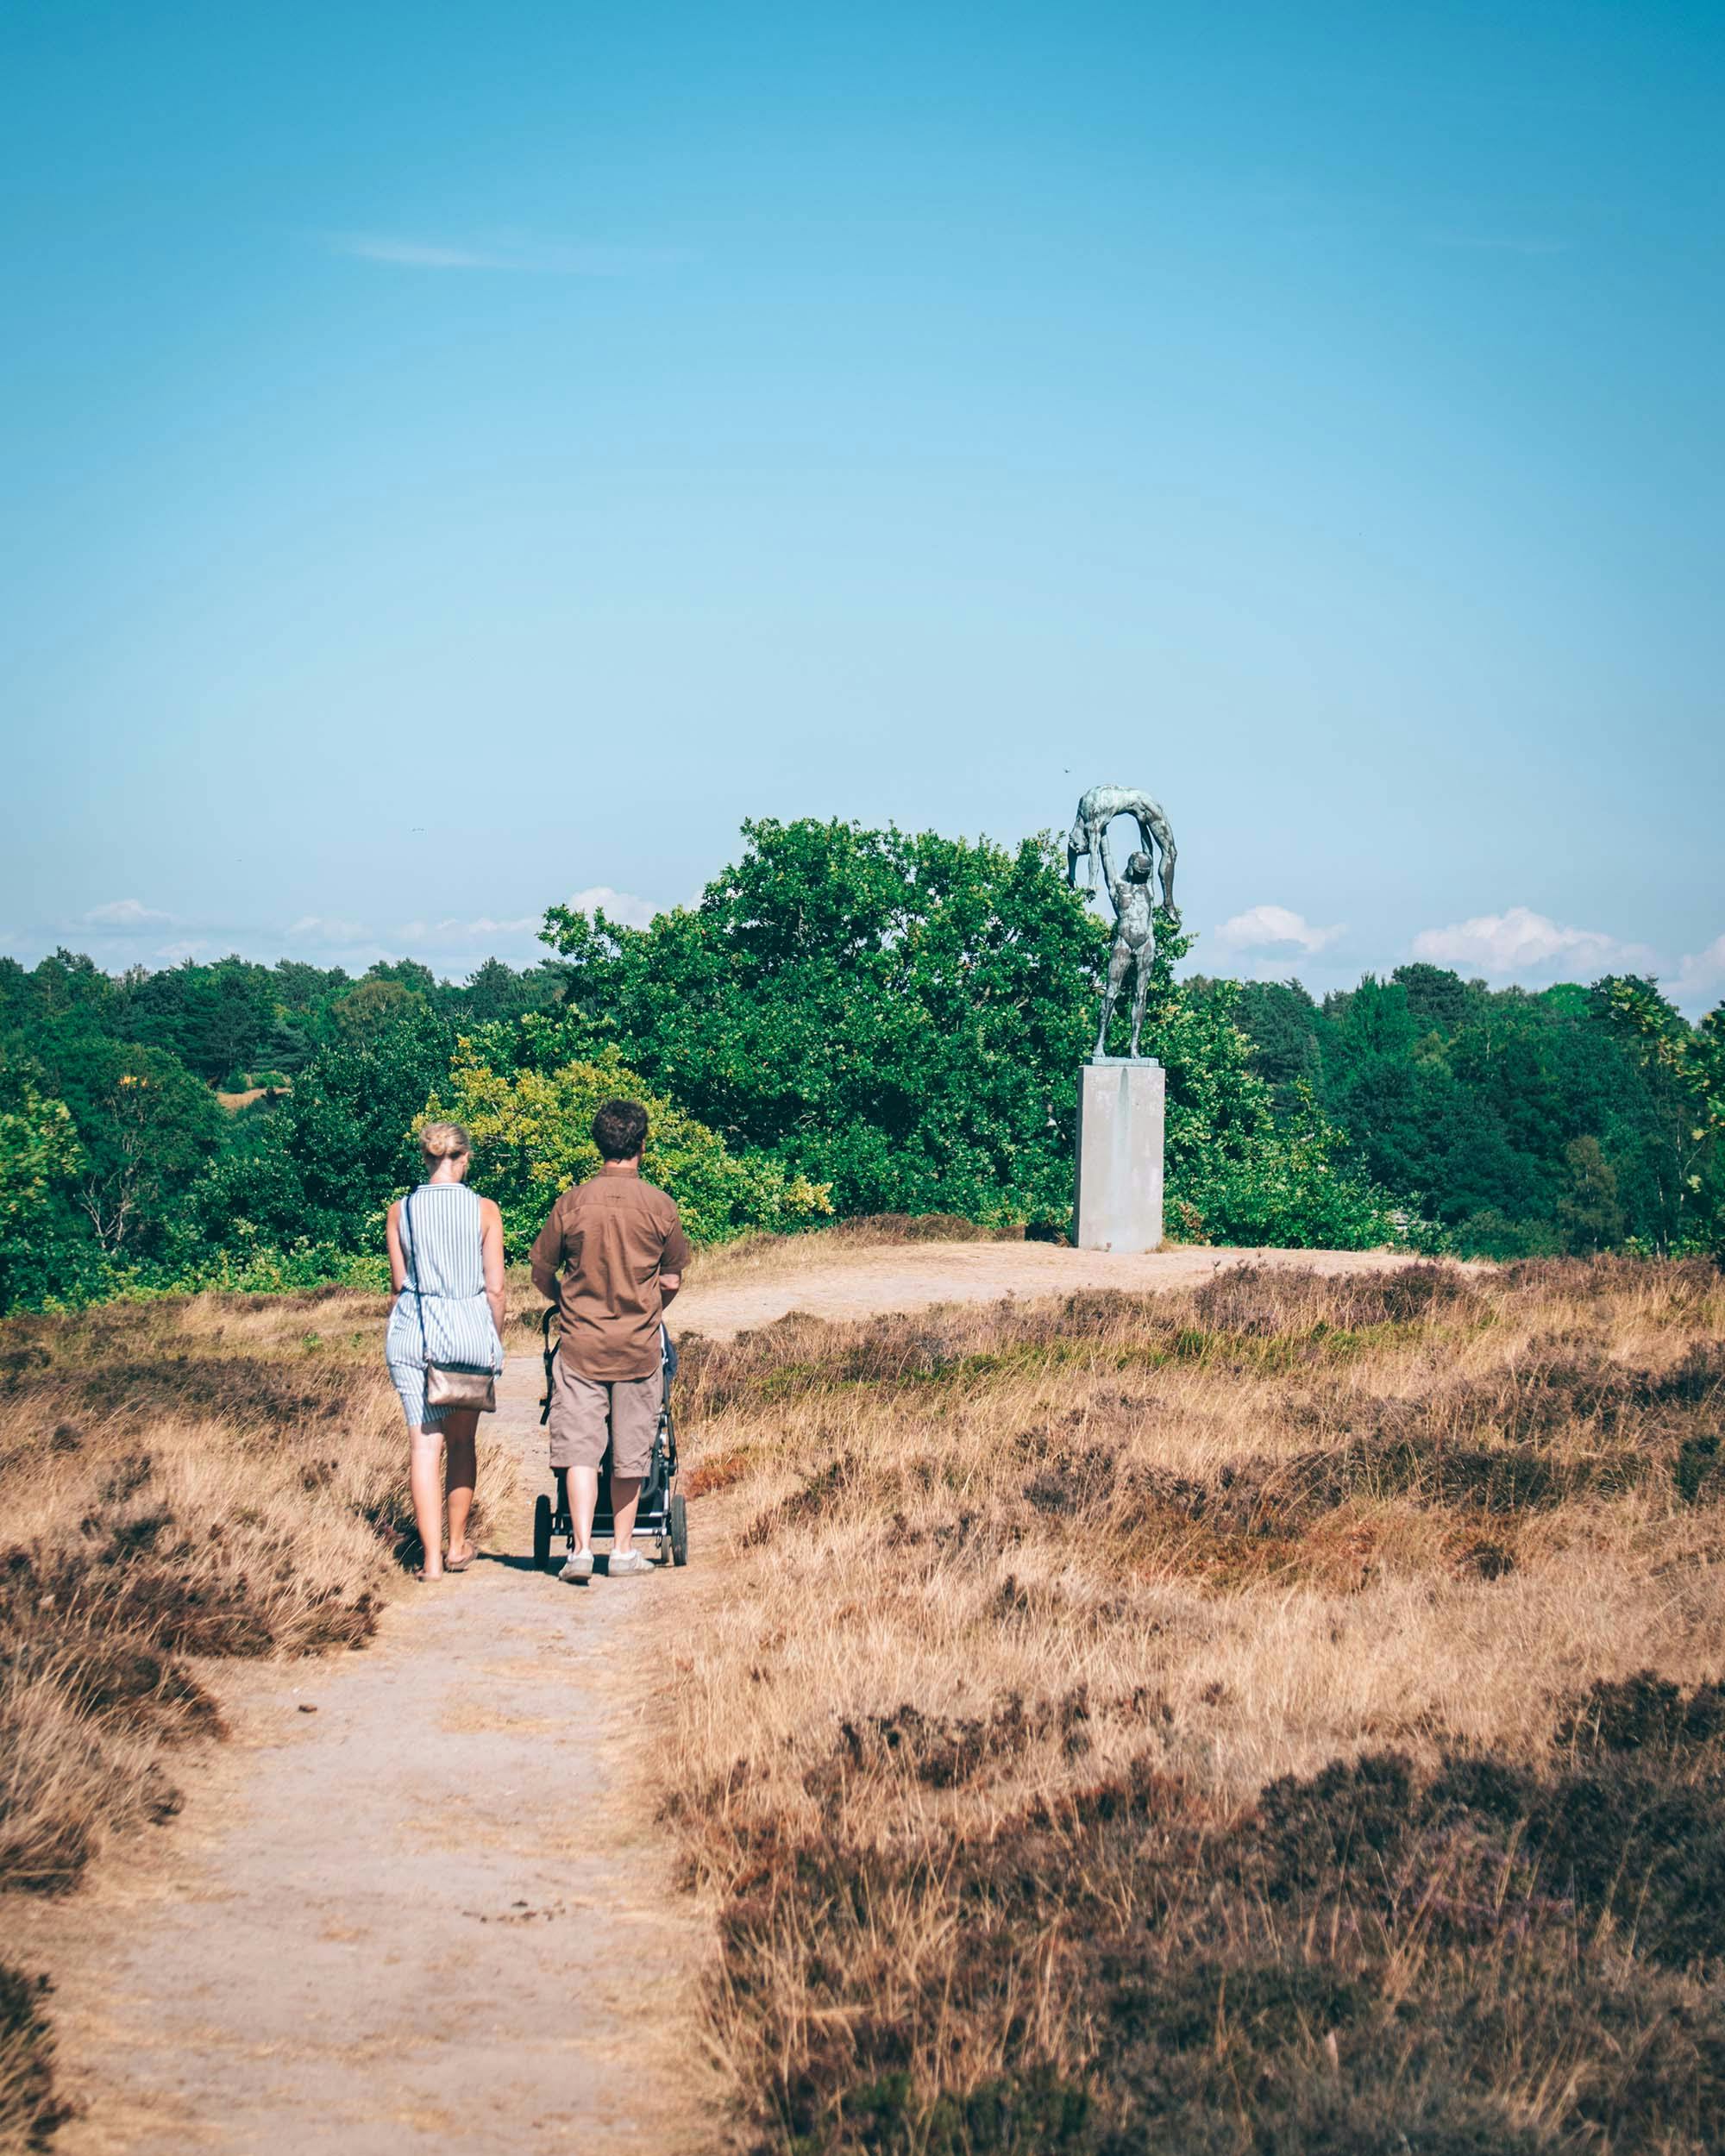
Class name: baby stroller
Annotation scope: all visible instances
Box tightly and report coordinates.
[533,1312,687,1571]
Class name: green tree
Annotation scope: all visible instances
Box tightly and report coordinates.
[46,1037,224,1254]
[1556,1135,1627,1254]
[0,1058,85,1309]
[189,1004,454,1253]
[363,957,440,1000]
[253,1012,315,1080]
[1389,962,1483,1034]
[329,977,430,1044]
[538,821,1394,1246]
[1229,961,1688,1257]
[118,956,278,1084]
[1135,931,1395,1246]
[430,1044,832,1252]
[1599,977,1725,1250]
[542,818,1104,1227]
[456,957,563,1025]
[1328,975,1422,1063]
[22,950,112,1025]
[1206,977,1325,1113]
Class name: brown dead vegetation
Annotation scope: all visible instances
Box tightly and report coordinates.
[0,1288,511,2153]
[668,1257,1725,2152]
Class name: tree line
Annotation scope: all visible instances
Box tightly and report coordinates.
[1,818,1717,1310]
[1217,964,1722,1258]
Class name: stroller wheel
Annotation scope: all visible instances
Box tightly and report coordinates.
[533,1494,554,1572]
[668,1492,688,1568]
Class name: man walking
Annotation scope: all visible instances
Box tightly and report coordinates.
[530,1098,692,1581]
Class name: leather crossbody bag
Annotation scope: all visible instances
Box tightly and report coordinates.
[407,1188,498,1414]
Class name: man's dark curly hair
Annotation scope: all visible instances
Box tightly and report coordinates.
[592,1097,649,1163]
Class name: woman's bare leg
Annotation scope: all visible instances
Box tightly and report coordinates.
[409,1424,447,1576]
[443,1409,479,1562]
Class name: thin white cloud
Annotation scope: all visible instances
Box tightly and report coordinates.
[394,914,541,945]
[1676,933,1725,1000]
[84,897,173,928]
[563,886,662,931]
[443,914,539,938]
[1411,906,1655,979]
[154,938,217,962]
[285,914,375,946]
[1212,904,1345,956]
[328,232,680,275]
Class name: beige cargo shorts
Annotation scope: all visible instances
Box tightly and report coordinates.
[547,1358,662,1477]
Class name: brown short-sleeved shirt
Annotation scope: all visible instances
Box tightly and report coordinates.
[529,1166,693,1382]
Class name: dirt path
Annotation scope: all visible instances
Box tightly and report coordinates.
[18,1240,1417,2151]
[681,1236,1428,1338]
[19,1354,718,2155]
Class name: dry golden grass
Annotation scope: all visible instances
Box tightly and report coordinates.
[666,1257,1725,2153]
[0,1286,514,2153]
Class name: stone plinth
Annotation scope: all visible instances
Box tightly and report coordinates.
[1074,1057,1165,1252]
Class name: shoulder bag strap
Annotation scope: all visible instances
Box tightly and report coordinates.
[406,1188,430,1364]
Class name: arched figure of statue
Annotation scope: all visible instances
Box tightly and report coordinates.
[1067,784,1178,917]
[1095,849,1158,1061]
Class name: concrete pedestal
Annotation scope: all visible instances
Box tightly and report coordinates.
[1074,1057,1165,1252]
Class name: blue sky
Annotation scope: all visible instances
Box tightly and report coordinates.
[3,1,1721,1006]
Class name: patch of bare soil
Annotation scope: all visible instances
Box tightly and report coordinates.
[679,1237,1431,1339]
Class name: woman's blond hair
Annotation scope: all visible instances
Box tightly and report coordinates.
[418,1120,472,1162]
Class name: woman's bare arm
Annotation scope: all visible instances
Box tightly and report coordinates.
[386,1200,406,1294]
[480,1199,507,1341]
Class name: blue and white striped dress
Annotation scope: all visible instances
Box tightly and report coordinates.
[386,1183,505,1428]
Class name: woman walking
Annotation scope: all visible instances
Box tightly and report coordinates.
[386,1122,506,1579]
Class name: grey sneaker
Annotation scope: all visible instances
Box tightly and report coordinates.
[607,1548,650,1577]
[560,1548,594,1583]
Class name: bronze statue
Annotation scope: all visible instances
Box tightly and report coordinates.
[1069,784,1179,1061]
[1093,849,1159,1060]
[1066,784,1177,915]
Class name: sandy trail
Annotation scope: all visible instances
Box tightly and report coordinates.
[20,1353,717,2155]
[681,1237,1425,1339]
[18,1240,1414,2151]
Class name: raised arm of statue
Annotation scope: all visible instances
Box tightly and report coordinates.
[1069,784,1177,917]
[1096,823,1120,911]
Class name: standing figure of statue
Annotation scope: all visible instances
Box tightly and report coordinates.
[1094,848,1158,1061]
[1067,784,1177,917]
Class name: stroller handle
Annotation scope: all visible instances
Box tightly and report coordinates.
[538,1308,677,1426]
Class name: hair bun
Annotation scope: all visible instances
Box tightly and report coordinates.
[418,1120,472,1160]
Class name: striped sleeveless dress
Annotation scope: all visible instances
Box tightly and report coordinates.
[385,1183,505,1428]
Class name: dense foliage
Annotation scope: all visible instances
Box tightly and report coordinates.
[1218,962,1725,1258]
[0,950,554,1305]
[1,819,1716,1310]
[429,1039,833,1252]
[541,819,1102,1226]
[539,819,1393,1244]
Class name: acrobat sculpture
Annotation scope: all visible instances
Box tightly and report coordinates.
[1066,784,1179,1063]
[1067,781,1173,1252]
